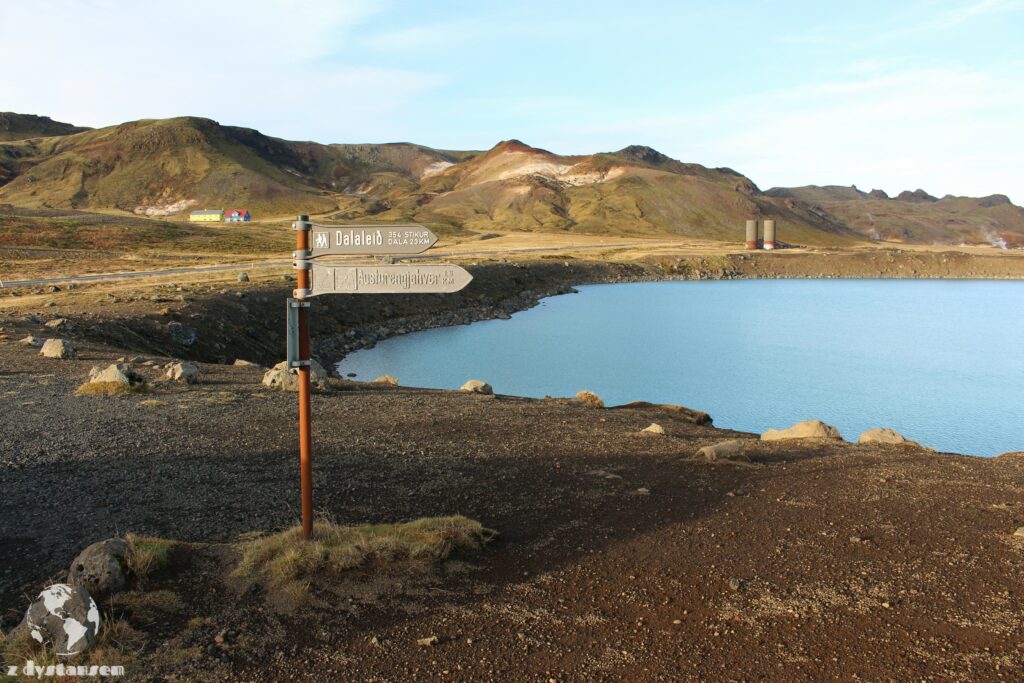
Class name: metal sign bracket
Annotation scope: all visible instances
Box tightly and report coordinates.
[286,297,311,368]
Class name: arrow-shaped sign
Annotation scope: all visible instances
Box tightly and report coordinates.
[310,264,473,295]
[309,224,438,257]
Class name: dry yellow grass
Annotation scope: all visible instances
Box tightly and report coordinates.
[124,533,173,580]
[575,390,605,408]
[75,381,149,397]
[233,516,496,596]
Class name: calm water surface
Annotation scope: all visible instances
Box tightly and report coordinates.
[338,280,1024,456]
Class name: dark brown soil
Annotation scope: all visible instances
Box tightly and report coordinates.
[2,255,1024,681]
[1,314,1023,681]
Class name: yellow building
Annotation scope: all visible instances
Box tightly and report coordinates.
[189,209,223,222]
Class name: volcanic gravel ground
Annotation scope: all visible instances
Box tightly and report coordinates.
[1,322,1024,681]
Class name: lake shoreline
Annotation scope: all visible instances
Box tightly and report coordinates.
[14,248,1024,373]
[314,249,1024,367]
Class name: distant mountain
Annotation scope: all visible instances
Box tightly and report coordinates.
[766,185,1024,247]
[0,112,89,141]
[1,113,1019,247]
[0,117,863,244]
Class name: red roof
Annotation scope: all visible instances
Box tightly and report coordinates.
[225,209,249,217]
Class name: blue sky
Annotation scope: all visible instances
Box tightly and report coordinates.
[2,0,1022,200]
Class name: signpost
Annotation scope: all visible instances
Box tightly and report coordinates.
[310,263,473,296]
[289,216,473,539]
[310,224,438,257]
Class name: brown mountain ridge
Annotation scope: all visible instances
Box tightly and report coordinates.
[0,113,1021,247]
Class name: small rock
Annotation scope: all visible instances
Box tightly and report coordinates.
[19,335,43,347]
[728,578,742,591]
[694,439,751,463]
[374,375,400,386]
[1013,527,1024,538]
[262,360,329,391]
[858,428,920,447]
[416,635,438,647]
[88,363,145,386]
[237,272,250,282]
[68,538,129,600]
[460,379,493,395]
[761,420,843,442]
[44,317,72,332]
[233,359,259,367]
[39,338,76,359]
[166,361,200,384]
[635,487,651,495]
[167,322,197,347]
[640,423,665,435]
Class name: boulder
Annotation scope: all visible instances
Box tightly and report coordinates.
[165,361,200,384]
[858,428,920,447]
[761,420,843,442]
[262,360,329,391]
[460,379,493,395]
[18,584,101,656]
[44,318,72,332]
[167,322,197,346]
[19,335,43,347]
[641,423,665,435]
[67,538,129,600]
[88,363,145,386]
[39,338,76,359]
[575,390,605,408]
[237,272,250,282]
[374,375,400,386]
[695,439,752,463]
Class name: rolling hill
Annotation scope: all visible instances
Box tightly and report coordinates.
[0,113,1021,247]
[0,113,89,142]
[766,185,1024,248]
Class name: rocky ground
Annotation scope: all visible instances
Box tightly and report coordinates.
[2,254,1024,681]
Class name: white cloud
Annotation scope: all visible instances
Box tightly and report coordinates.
[562,64,1024,203]
[0,0,445,141]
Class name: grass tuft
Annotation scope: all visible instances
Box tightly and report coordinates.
[125,533,173,580]
[75,381,150,397]
[233,516,495,598]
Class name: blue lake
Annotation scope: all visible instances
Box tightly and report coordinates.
[337,280,1024,456]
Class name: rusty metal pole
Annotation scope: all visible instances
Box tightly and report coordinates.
[293,215,314,540]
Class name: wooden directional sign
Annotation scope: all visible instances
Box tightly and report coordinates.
[311,263,472,295]
[309,224,438,257]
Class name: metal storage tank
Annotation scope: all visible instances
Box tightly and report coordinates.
[745,220,758,250]
[763,219,777,250]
